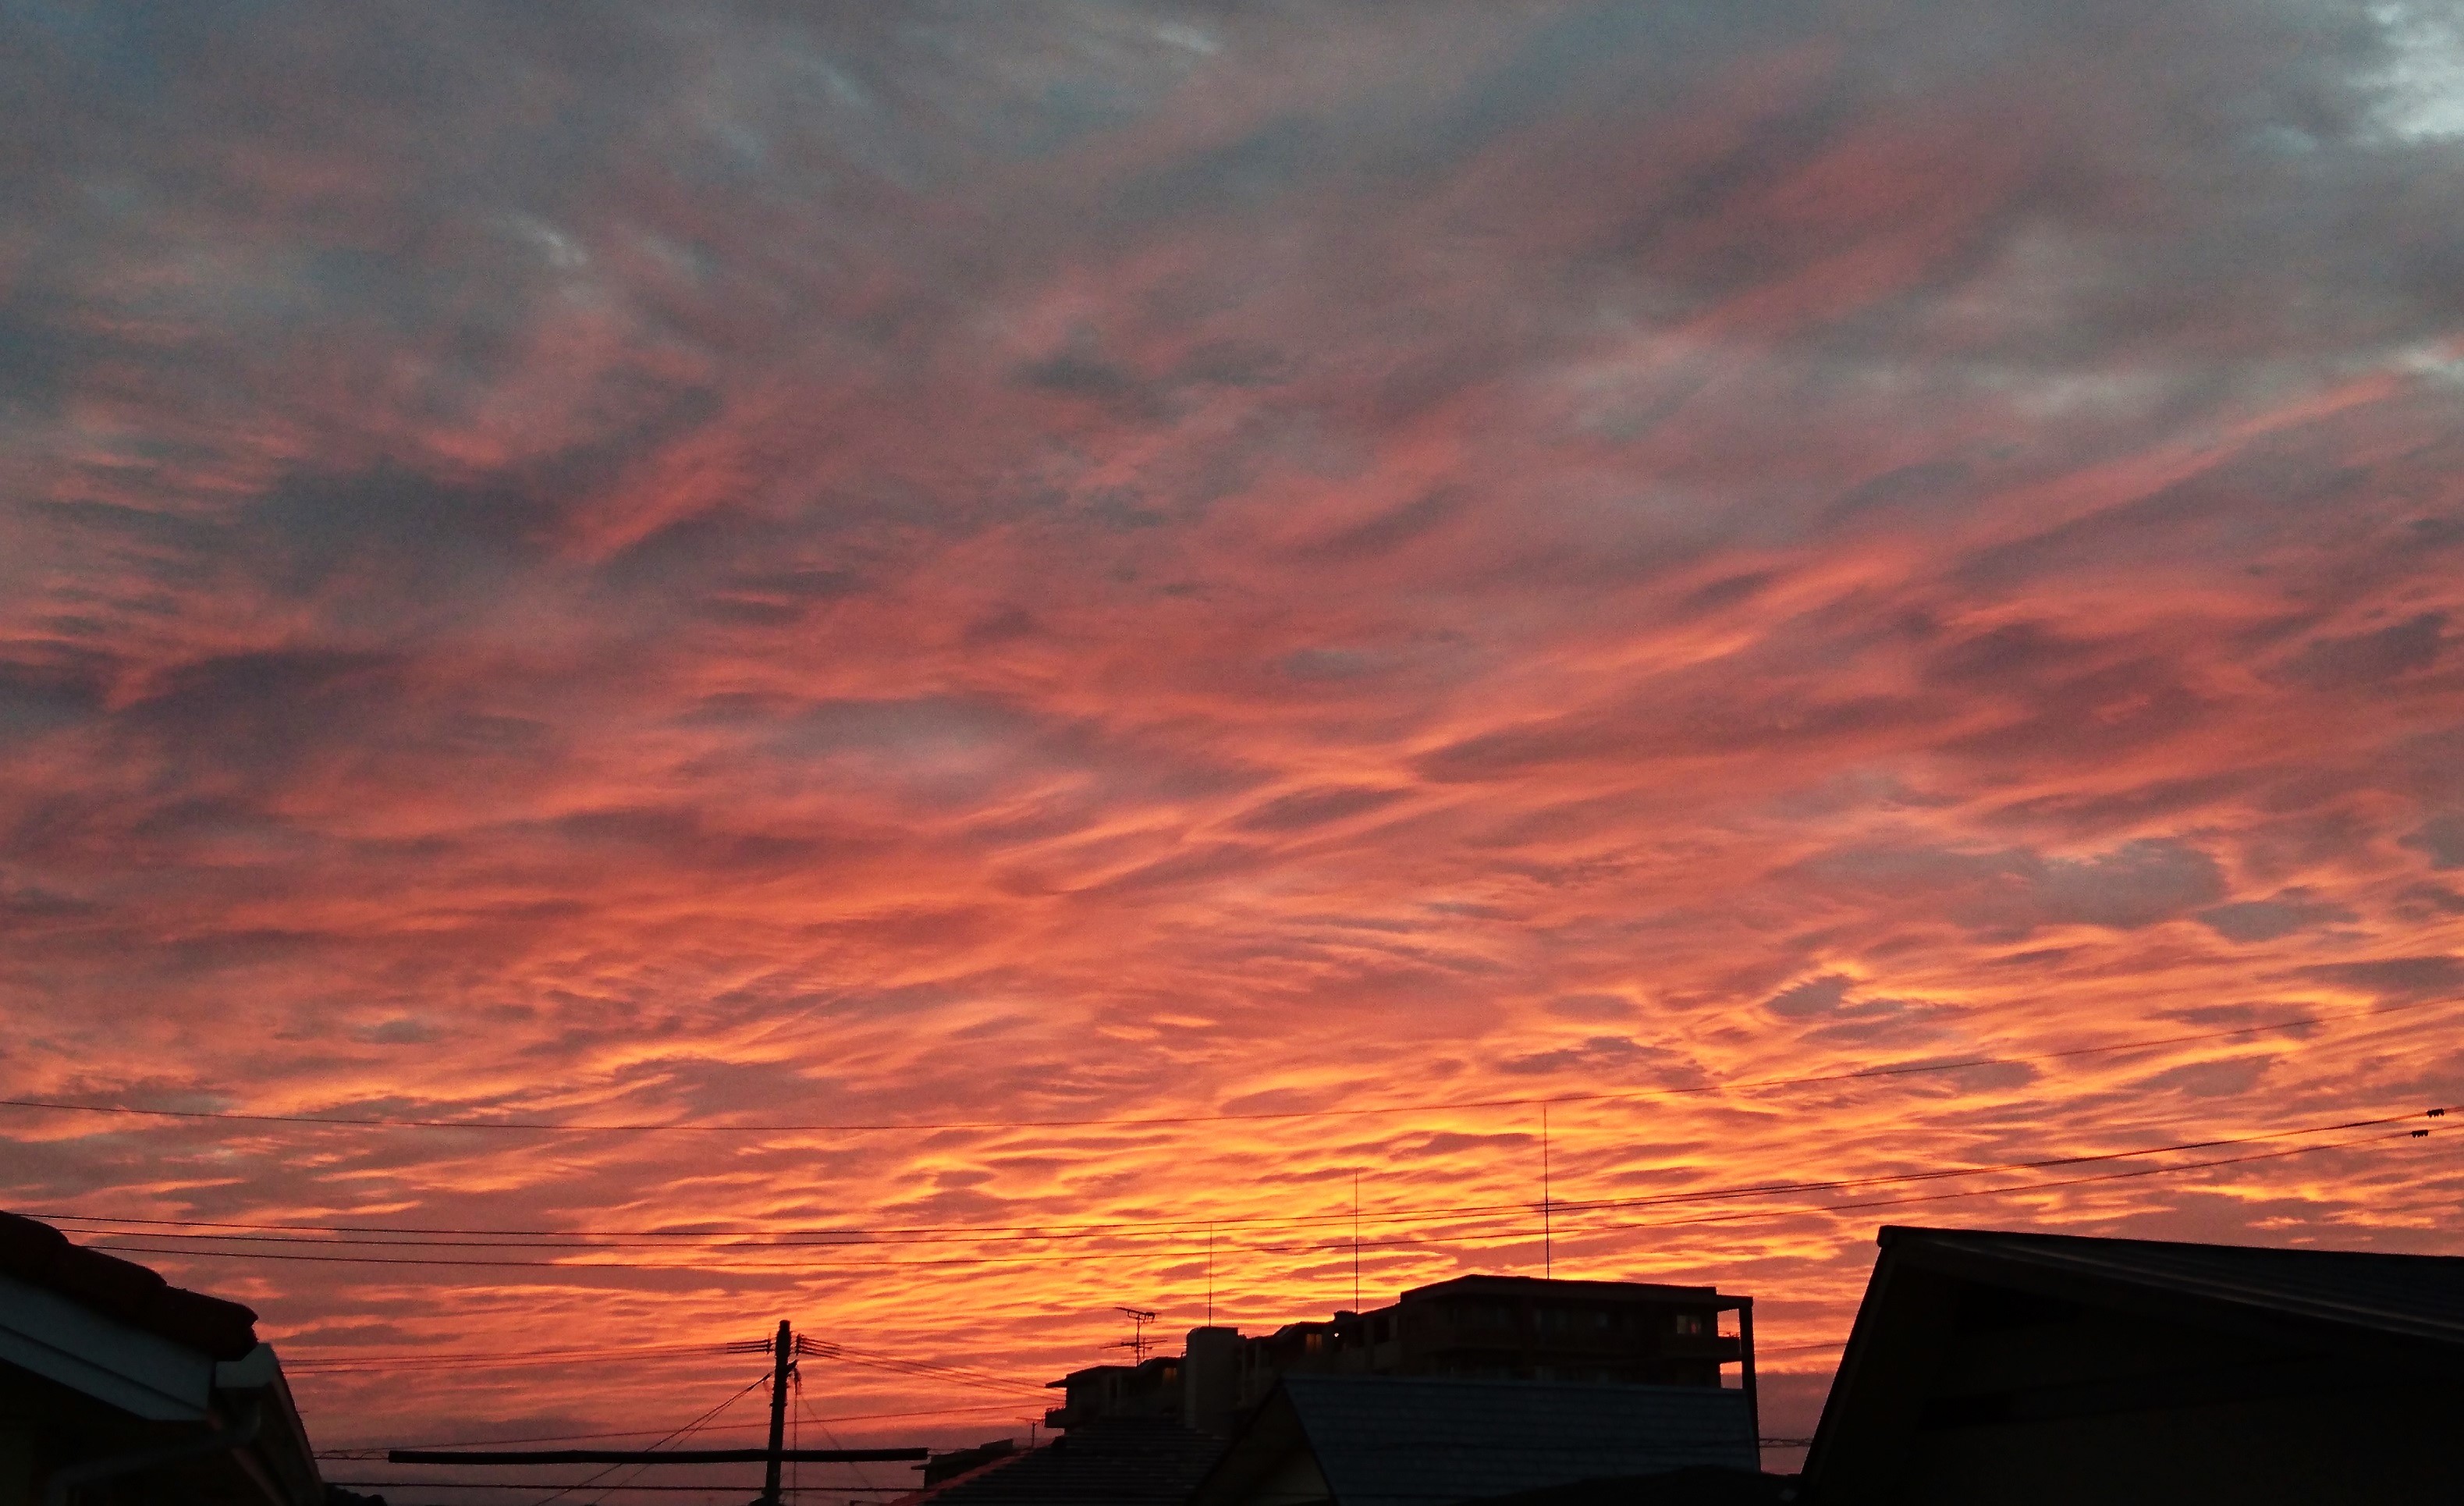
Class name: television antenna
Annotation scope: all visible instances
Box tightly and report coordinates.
[1115,1306,1160,1361]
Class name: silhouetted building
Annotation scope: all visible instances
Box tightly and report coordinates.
[894,1418,1222,1506]
[1803,1224,2464,1505]
[1188,1375,1761,1506]
[918,1438,1021,1488]
[1457,1468,1796,1506]
[1049,1275,1757,1440]
[1045,1354,1186,1430]
[0,1210,325,1506]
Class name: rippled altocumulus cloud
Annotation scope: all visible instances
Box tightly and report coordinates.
[2,0,2462,1466]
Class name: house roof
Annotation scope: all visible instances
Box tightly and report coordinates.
[1456,1468,1798,1506]
[0,1209,259,1360]
[1201,1376,1757,1506]
[915,1416,1224,1506]
[1869,1224,2464,1351]
[1802,1224,2464,1502]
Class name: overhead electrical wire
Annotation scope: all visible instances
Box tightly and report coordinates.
[517,1372,769,1506]
[314,1401,1033,1459]
[33,1000,2451,1250]
[283,1341,733,1373]
[73,1111,2462,1280]
[188,1127,2459,1420]
[186,1128,2464,1459]
[790,1344,1046,1397]
[322,1488,914,1495]
[43,1103,2458,1266]
[1566,1121,2444,1237]
[0,995,2446,1138]
[60,1106,2455,1277]
[282,1335,1049,1397]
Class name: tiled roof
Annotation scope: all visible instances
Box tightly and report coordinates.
[1878,1224,2464,1348]
[1281,1376,1758,1506]
[0,1209,261,1359]
[920,1417,1224,1506]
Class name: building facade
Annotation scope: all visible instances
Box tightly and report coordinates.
[0,1212,325,1506]
[1047,1273,1757,1441]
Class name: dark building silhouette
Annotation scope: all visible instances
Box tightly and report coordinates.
[1803,1224,2464,1505]
[1457,1468,1796,1506]
[0,1211,325,1506]
[1048,1275,1757,1441]
[894,1417,1223,1506]
[1188,1375,1760,1506]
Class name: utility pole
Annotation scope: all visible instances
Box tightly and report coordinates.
[1542,1103,1552,1280]
[391,1318,924,1498]
[760,1319,794,1506]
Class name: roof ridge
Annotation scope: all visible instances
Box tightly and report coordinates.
[0,1209,260,1359]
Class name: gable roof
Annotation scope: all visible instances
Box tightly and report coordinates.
[1863,1224,2464,1351]
[0,1209,259,1359]
[1198,1376,1756,1506]
[1802,1224,2464,1501]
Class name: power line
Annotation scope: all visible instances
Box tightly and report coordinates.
[2,996,2441,1138]
[285,1342,731,1373]
[524,1373,769,1506]
[44,1003,2448,1250]
[71,1106,2455,1278]
[315,1402,1033,1458]
[51,1103,2458,1268]
[85,1110,2461,1280]
[290,1335,1045,1398]
[791,1336,1045,1395]
[136,1133,2464,1431]
[325,1487,911,1494]
[1567,1124,2448,1240]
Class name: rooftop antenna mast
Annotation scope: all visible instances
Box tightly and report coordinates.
[1351,1170,1362,1312]
[1543,1102,1553,1280]
[1117,1305,1160,1361]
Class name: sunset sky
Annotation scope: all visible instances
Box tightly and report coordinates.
[5,0,2464,1489]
